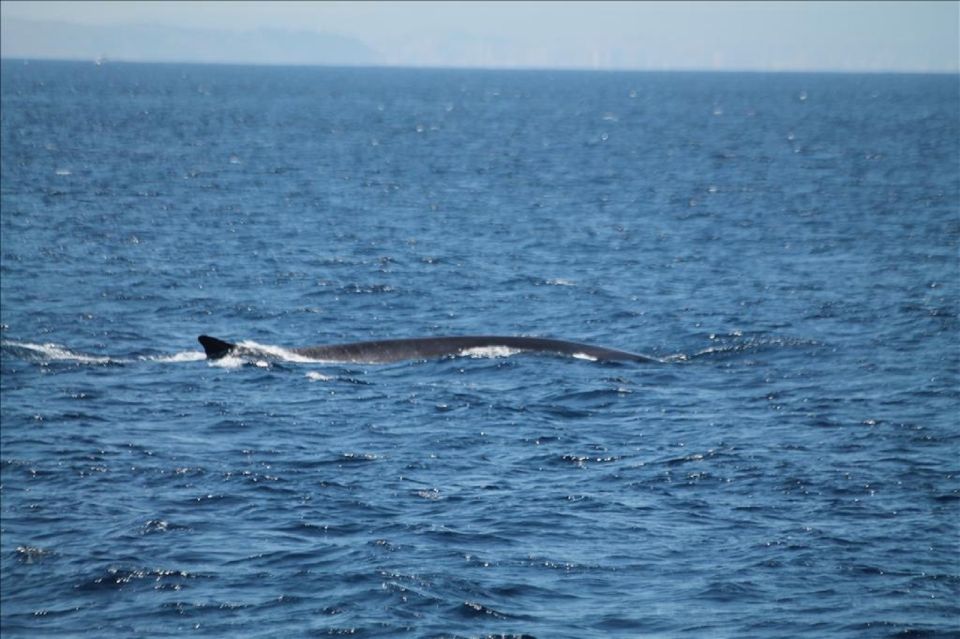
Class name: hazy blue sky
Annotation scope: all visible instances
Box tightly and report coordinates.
[1,0,957,72]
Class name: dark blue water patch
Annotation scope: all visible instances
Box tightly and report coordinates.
[2,61,959,638]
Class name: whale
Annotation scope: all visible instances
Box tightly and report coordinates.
[198,334,657,364]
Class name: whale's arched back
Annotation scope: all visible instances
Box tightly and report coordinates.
[197,334,658,364]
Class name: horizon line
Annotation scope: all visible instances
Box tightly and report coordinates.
[2,55,957,77]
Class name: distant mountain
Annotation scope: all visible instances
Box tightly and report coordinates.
[0,18,382,66]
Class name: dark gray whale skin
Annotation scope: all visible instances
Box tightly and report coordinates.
[198,335,657,364]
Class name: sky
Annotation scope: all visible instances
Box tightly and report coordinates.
[1,0,957,72]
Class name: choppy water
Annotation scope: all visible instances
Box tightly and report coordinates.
[1,60,958,638]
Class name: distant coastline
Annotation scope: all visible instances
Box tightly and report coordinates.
[0,17,382,67]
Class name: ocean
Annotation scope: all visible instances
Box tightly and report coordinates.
[1,60,958,637]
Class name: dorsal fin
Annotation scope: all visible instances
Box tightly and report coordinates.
[198,335,235,359]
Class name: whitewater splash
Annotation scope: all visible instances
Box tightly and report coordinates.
[571,352,599,362]
[459,346,523,359]
[1,341,116,364]
[148,351,206,363]
[2,340,204,366]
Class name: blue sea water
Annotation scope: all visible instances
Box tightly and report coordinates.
[1,60,958,637]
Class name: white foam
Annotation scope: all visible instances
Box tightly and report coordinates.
[209,355,246,369]
[144,351,206,363]
[459,346,523,359]
[1,341,114,364]
[545,278,576,287]
[305,371,334,382]
[3,341,228,365]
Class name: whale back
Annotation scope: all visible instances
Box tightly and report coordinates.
[198,334,656,364]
